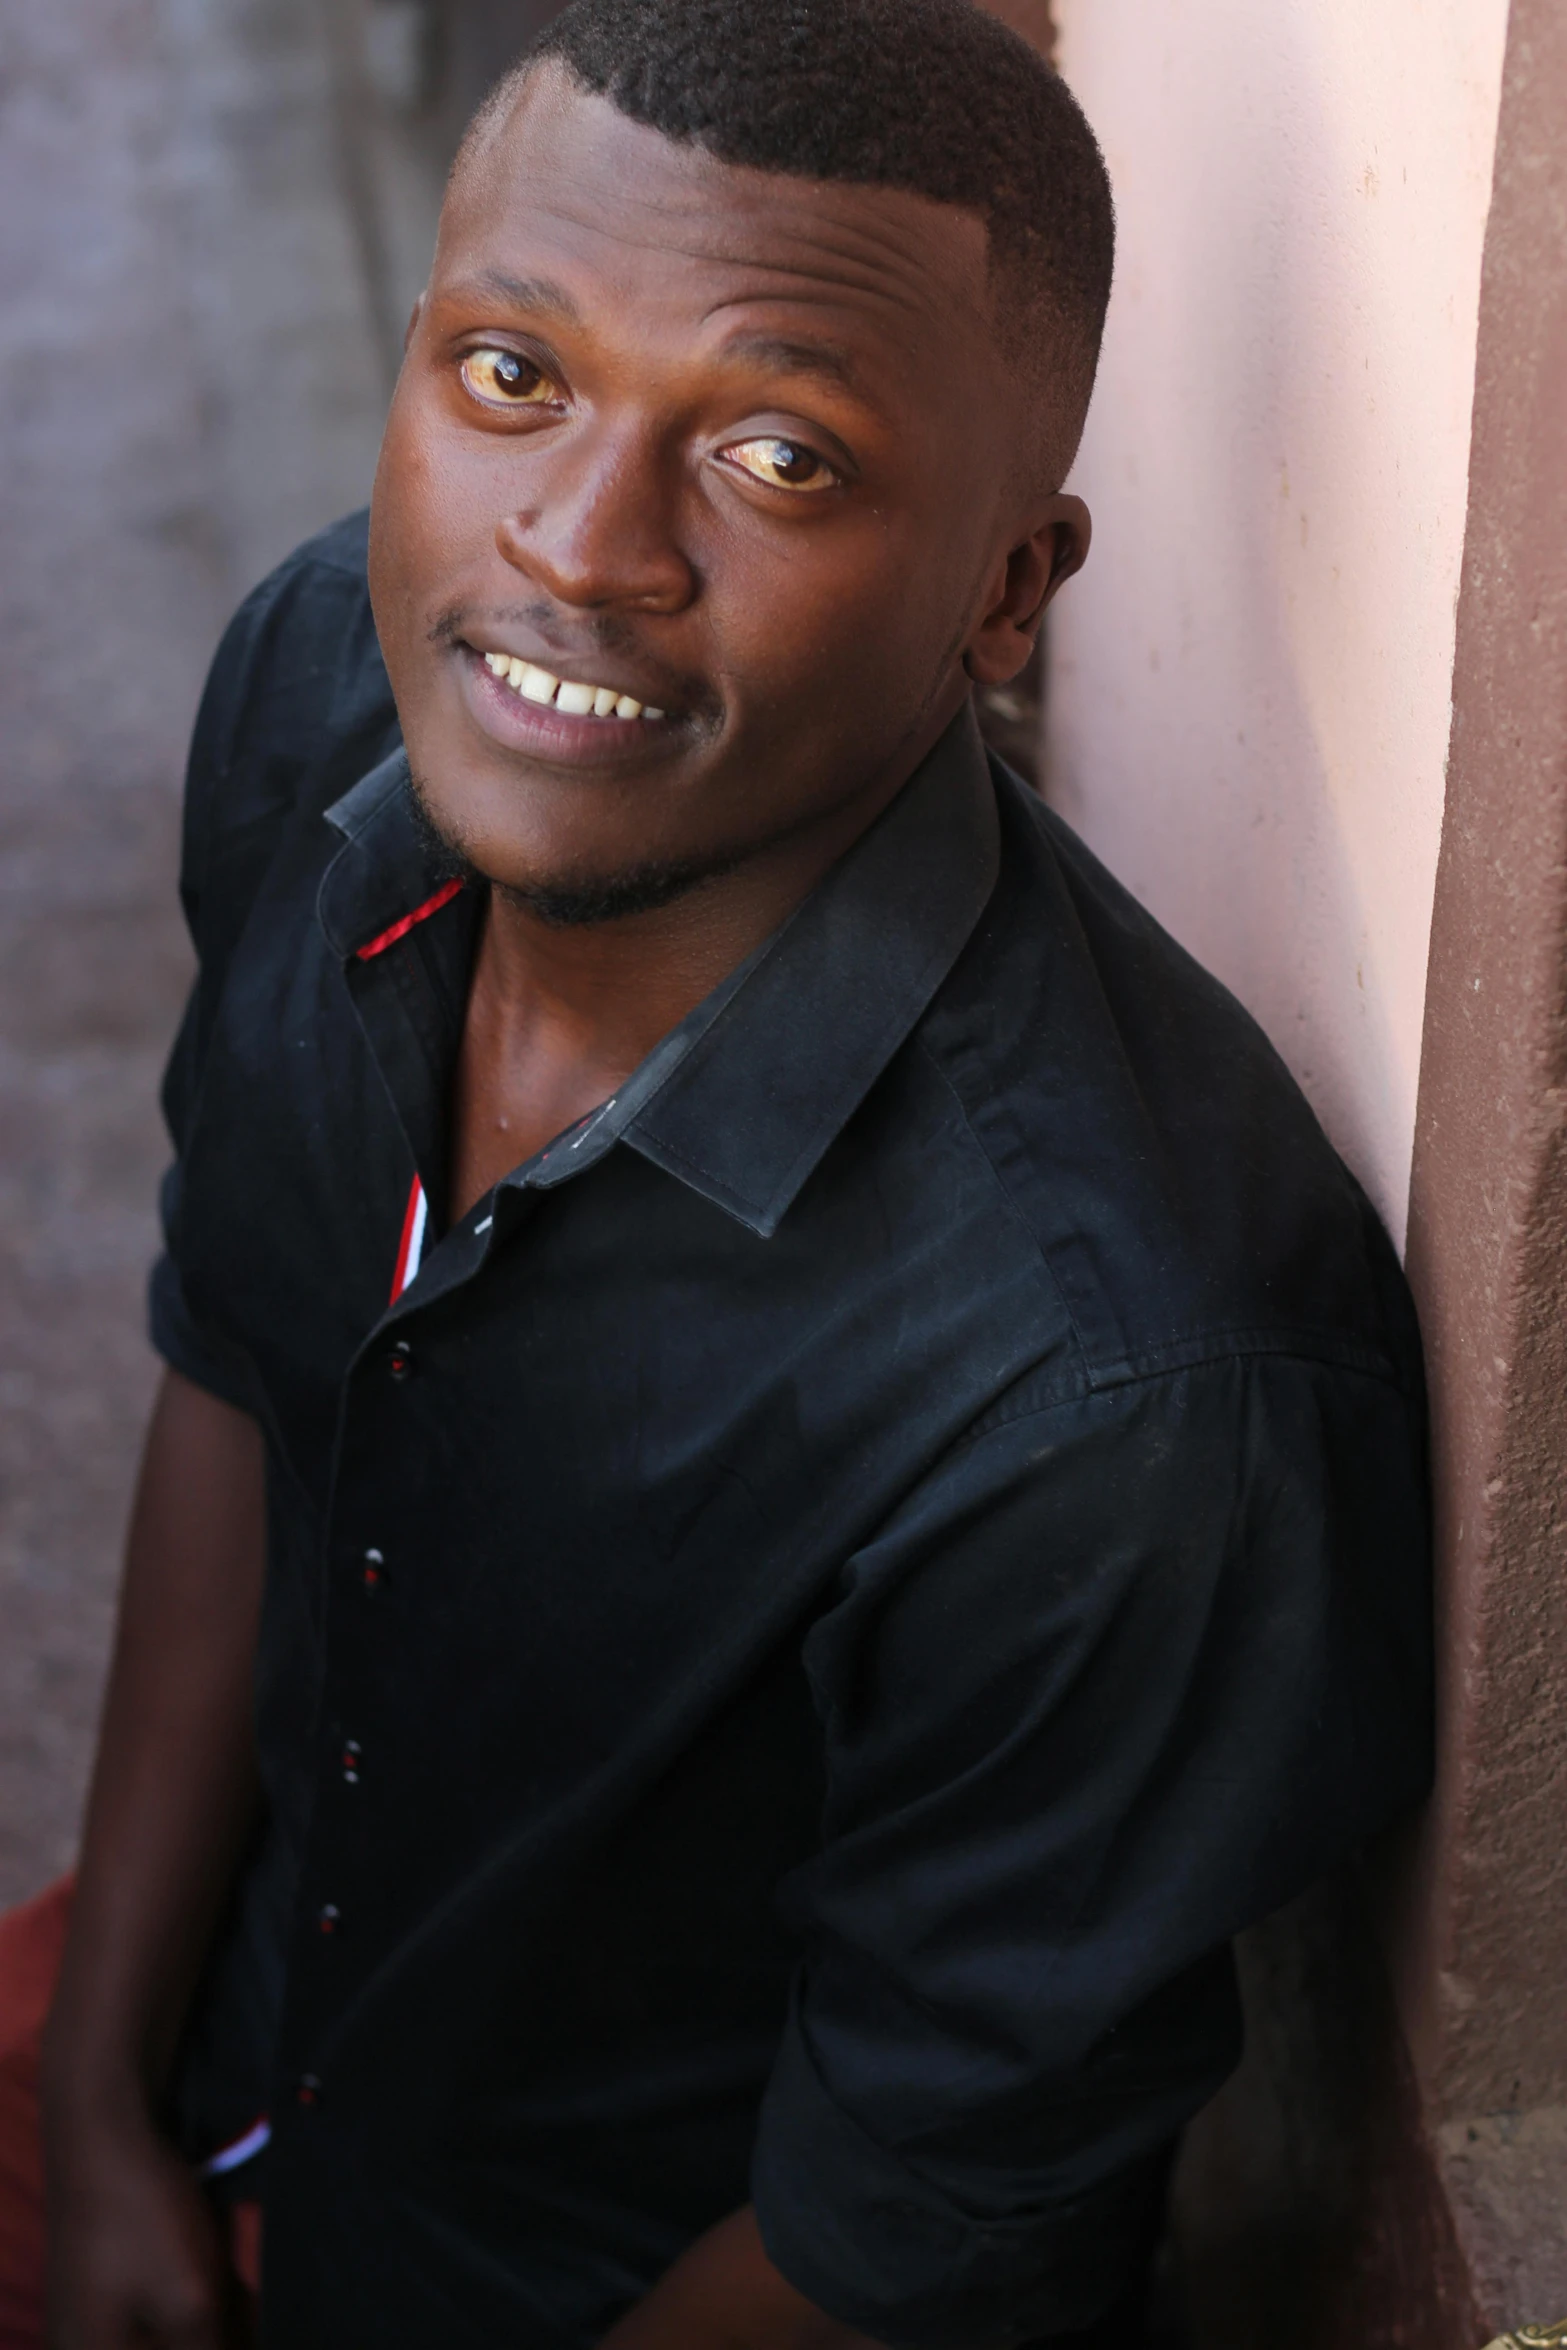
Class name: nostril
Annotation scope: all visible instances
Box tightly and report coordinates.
[493,508,696,618]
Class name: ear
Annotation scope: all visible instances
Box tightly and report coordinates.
[963,495,1091,689]
[404,293,426,355]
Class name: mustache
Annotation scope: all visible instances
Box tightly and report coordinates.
[427,596,638,652]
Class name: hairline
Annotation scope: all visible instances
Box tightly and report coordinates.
[453,53,1083,490]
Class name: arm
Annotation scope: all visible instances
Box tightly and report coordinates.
[42,1368,266,2350]
[734,1357,1430,2348]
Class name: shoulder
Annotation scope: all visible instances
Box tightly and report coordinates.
[918,763,1419,1392]
[179,509,397,938]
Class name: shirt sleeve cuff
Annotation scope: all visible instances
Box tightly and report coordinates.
[751,2008,1169,2349]
[148,1252,262,1418]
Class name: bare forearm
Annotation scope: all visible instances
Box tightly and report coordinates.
[598,2205,887,2350]
[40,1372,262,2350]
[44,1368,266,2118]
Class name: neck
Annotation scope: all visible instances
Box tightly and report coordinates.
[446,689,968,1217]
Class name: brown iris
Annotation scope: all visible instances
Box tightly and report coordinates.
[461,348,556,406]
[725,436,835,492]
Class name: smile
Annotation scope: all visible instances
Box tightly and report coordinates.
[480,651,666,723]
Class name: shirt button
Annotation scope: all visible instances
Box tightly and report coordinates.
[361,1547,387,1592]
[296,2073,323,2107]
[388,1339,414,1381]
[317,1903,341,1934]
[340,1740,362,1784]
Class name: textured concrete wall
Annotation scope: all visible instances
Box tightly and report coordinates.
[1047,0,1510,1246]
[1399,0,1567,2321]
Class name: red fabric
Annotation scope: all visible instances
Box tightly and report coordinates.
[390,1172,425,1303]
[0,1878,260,2344]
[353,875,464,962]
[0,1878,68,2349]
[230,2199,263,2296]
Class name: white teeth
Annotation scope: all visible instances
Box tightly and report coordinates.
[481,652,663,721]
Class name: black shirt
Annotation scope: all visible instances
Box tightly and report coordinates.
[154,512,1431,2349]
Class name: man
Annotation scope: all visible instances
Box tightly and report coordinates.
[32,0,1432,2343]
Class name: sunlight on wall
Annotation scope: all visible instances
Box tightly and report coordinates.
[1047,0,1509,1246]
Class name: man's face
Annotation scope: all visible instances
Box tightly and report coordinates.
[371,66,1060,907]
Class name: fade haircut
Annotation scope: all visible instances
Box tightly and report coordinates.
[465,0,1115,486]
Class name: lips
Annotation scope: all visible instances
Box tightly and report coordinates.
[479,650,666,723]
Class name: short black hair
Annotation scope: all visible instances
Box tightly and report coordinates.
[469,0,1114,484]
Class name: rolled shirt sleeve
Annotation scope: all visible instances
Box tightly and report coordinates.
[753,1349,1431,2344]
[148,1190,266,1417]
[146,513,397,1418]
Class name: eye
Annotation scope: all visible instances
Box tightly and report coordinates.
[722,437,837,494]
[460,347,558,408]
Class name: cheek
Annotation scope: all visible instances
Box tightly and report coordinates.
[708,511,958,720]
[368,409,430,663]
[368,400,479,663]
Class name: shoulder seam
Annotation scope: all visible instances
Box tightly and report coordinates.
[1083,1324,1404,1394]
[910,1035,1405,1403]
[958,1341,1416,1451]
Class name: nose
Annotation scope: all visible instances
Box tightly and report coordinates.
[495,423,696,615]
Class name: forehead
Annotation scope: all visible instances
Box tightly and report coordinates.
[437,68,997,367]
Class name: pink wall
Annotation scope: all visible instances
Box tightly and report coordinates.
[1047,0,1509,1246]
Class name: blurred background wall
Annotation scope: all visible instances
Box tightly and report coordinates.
[0,0,413,1907]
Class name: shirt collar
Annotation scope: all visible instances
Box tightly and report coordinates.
[319,704,1000,1239]
[317,749,438,958]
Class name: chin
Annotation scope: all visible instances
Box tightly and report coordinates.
[496,852,738,929]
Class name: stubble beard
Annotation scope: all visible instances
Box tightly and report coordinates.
[405,762,741,930]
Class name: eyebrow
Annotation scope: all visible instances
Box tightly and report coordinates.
[456,270,584,322]
[441,278,865,400]
[713,331,862,394]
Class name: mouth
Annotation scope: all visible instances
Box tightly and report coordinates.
[454,638,692,768]
[477,649,666,724]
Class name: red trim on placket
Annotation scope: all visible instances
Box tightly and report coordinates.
[354,877,464,963]
[390,1174,428,1303]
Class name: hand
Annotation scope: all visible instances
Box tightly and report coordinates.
[45,2106,251,2349]
[597,2204,885,2350]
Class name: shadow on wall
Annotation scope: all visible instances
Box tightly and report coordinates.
[1174,1866,1484,2349]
